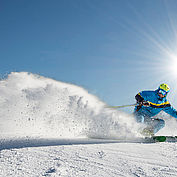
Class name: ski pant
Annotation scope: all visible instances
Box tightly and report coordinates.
[134,112,165,134]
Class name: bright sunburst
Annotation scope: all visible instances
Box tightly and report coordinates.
[125,1,177,106]
[167,53,177,78]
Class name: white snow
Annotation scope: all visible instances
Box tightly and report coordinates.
[0,72,140,139]
[0,72,177,177]
[1,140,177,177]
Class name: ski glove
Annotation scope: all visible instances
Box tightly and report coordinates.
[141,101,150,106]
[135,93,150,106]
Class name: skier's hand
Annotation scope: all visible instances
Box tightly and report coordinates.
[142,101,150,106]
[139,101,150,107]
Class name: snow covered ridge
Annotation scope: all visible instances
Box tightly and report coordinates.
[0,72,139,139]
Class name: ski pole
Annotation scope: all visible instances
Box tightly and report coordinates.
[105,103,137,109]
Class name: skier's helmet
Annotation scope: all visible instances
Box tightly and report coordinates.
[158,83,170,96]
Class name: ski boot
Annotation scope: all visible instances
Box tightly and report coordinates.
[141,127,154,137]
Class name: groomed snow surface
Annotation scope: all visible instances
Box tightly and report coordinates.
[1,141,177,177]
[0,72,177,177]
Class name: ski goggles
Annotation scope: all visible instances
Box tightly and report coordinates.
[158,89,168,96]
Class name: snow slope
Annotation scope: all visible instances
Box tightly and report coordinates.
[1,141,177,177]
[1,72,177,177]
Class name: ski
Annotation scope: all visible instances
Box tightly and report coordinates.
[145,136,177,142]
[89,136,177,143]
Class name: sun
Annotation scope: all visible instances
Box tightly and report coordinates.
[167,53,177,78]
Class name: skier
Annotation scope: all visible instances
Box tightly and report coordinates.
[134,83,177,136]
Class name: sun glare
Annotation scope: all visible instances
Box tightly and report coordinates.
[168,53,177,78]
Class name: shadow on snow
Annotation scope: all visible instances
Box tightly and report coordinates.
[0,138,121,150]
[0,137,149,150]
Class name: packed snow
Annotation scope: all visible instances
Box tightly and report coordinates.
[0,72,177,177]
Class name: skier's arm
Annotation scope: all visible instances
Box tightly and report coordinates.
[164,105,177,118]
[135,92,150,106]
[135,93,144,103]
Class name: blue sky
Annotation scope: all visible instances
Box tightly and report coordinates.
[1,0,177,112]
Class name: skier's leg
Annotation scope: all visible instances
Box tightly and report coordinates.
[134,112,155,136]
[142,116,155,136]
[151,118,165,134]
[134,112,145,123]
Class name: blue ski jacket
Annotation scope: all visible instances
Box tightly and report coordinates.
[134,90,177,118]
